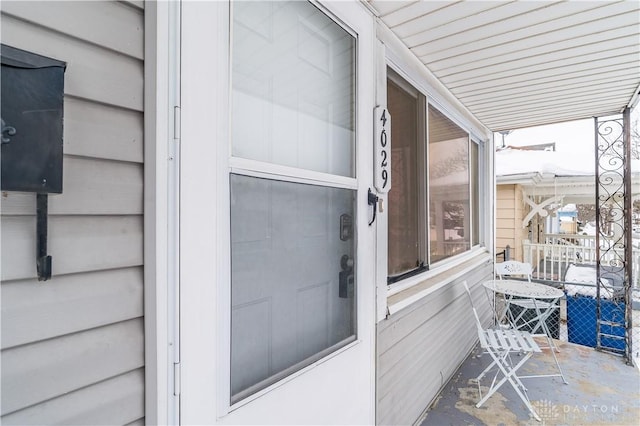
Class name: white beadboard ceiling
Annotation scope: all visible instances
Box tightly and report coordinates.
[368,0,640,131]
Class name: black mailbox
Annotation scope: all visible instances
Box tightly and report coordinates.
[1,45,66,281]
[1,44,66,193]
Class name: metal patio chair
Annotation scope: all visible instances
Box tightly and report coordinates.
[463,281,542,422]
[494,261,569,384]
[495,260,556,334]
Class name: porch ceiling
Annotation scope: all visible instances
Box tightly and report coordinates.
[368,1,640,131]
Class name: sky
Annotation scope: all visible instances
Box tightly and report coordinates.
[495,107,640,155]
[497,118,595,154]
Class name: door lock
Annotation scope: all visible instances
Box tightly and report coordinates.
[339,254,354,298]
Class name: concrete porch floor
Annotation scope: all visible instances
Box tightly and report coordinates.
[421,339,640,426]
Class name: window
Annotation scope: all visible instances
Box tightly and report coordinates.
[428,105,472,263]
[230,0,356,403]
[387,76,425,279]
[387,72,481,283]
[471,140,480,247]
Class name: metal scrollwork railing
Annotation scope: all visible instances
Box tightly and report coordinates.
[595,110,632,364]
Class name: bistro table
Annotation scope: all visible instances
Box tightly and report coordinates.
[482,279,568,384]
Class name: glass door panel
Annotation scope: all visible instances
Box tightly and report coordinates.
[232,1,355,177]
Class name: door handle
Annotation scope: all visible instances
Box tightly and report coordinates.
[368,188,379,226]
[339,255,354,298]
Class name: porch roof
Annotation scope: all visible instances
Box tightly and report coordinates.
[367,1,640,131]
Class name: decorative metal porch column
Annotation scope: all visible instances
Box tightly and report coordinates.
[594,108,633,365]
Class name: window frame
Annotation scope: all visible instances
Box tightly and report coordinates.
[470,137,483,248]
[386,70,428,283]
[383,66,488,293]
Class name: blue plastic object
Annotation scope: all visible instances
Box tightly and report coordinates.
[566,294,626,350]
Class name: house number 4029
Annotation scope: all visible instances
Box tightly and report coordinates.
[374,106,391,193]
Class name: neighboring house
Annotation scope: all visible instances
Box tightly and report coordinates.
[556,204,578,235]
[496,181,529,262]
[495,146,594,262]
[1,2,638,425]
[496,147,640,263]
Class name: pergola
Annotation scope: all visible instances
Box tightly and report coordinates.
[366,0,640,363]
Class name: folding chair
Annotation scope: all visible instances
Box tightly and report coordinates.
[495,261,556,335]
[463,281,542,422]
[493,262,569,384]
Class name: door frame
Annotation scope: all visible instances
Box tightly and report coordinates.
[143,1,180,424]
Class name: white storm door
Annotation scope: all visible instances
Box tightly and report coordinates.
[229,0,358,403]
[179,1,375,423]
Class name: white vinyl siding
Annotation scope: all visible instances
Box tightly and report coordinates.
[376,264,493,425]
[0,1,145,424]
